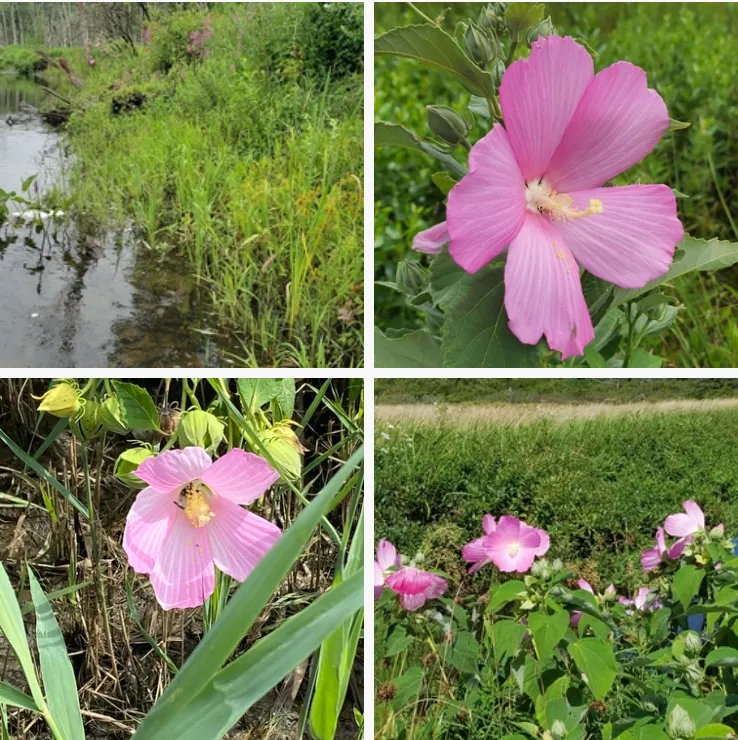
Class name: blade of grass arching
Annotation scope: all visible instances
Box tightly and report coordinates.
[0,427,88,519]
[20,581,92,616]
[0,492,44,510]
[0,680,39,711]
[134,446,364,739]
[310,507,364,739]
[125,581,178,675]
[301,378,332,429]
[0,562,47,716]
[30,418,68,464]
[140,569,364,740]
[28,569,84,740]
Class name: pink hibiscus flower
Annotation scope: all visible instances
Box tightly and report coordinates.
[620,586,661,613]
[641,527,668,571]
[374,539,401,600]
[476,515,550,574]
[664,500,705,560]
[123,447,280,610]
[414,35,683,358]
[385,566,447,611]
[461,514,498,573]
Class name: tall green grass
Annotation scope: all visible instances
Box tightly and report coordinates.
[38,3,364,367]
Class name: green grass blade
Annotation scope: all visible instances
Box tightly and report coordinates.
[0,680,39,712]
[28,569,85,740]
[0,562,46,714]
[134,446,364,739]
[0,426,88,518]
[20,581,92,616]
[143,569,364,740]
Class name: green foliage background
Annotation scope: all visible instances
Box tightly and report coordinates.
[374,2,738,367]
[375,408,738,590]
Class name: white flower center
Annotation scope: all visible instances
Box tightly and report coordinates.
[525,179,603,221]
[507,541,521,558]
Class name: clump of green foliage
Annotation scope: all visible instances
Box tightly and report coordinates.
[45,2,364,368]
[376,378,738,405]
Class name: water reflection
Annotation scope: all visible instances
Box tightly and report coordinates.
[0,76,240,368]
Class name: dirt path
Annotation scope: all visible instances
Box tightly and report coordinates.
[375,398,738,426]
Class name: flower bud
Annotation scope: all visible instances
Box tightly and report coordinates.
[526,16,555,44]
[178,409,225,451]
[709,523,725,540]
[551,558,564,573]
[602,584,617,603]
[98,396,129,435]
[666,704,696,739]
[491,58,506,87]
[426,105,470,148]
[683,631,702,658]
[464,22,493,67]
[114,447,154,489]
[531,559,550,579]
[257,422,306,481]
[78,398,103,440]
[396,259,430,296]
[159,406,181,436]
[550,720,567,739]
[34,380,82,418]
[478,4,506,34]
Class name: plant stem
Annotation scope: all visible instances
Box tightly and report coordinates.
[707,150,738,242]
[407,2,437,25]
[505,40,518,66]
[623,305,635,368]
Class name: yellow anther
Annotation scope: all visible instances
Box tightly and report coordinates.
[182,484,215,528]
[526,180,604,222]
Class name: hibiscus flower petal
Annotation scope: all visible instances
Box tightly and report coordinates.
[505,213,593,359]
[534,528,550,557]
[491,547,536,573]
[641,546,661,572]
[386,567,433,596]
[376,539,400,571]
[683,500,705,529]
[150,515,215,610]
[447,124,527,273]
[462,536,488,565]
[200,448,279,505]
[495,515,522,539]
[412,221,449,255]
[135,447,212,493]
[554,185,681,288]
[399,592,427,611]
[665,513,699,538]
[500,35,594,181]
[482,514,496,535]
[123,486,179,574]
[545,61,669,192]
[207,497,281,582]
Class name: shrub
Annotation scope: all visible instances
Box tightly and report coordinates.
[301,2,363,79]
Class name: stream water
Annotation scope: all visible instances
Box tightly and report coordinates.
[0,77,240,368]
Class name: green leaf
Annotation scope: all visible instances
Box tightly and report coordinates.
[374,121,468,178]
[391,667,424,711]
[133,447,363,740]
[441,266,541,367]
[146,570,363,740]
[668,118,691,131]
[695,724,736,738]
[649,607,672,642]
[705,647,738,668]
[529,611,569,657]
[375,327,443,368]
[111,381,160,432]
[490,620,527,665]
[446,631,480,674]
[613,235,738,306]
[0,564,46,719]
[488,581,527,614]
[21,174,36,193]
[385,626,415,657]
[432,171,457,196]
[0,681,38,712]
[672,565,705,610]
[375,24,495,98]
[274,379,296,419]
[567,638,617,701]
[623,348,663,368]
[236,379,279,412]
[28,569,84,740]
[505,3,545,36]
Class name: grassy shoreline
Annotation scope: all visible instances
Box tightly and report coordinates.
[2,3,363,367]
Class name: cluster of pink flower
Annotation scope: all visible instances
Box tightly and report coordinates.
[373,540,447,611]
[186,18,214,60]
[376,501,716,615]
[641,500,721,572]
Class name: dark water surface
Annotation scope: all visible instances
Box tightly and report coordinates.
[0,77,240,368]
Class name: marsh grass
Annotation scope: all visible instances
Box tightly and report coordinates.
[25,3,363,368]
[0,378,364,738]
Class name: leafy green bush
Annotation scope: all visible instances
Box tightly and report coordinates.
[0,45,42,76]
[301,2,363,79]
[375,410,738,586]
[147,9,214,73]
